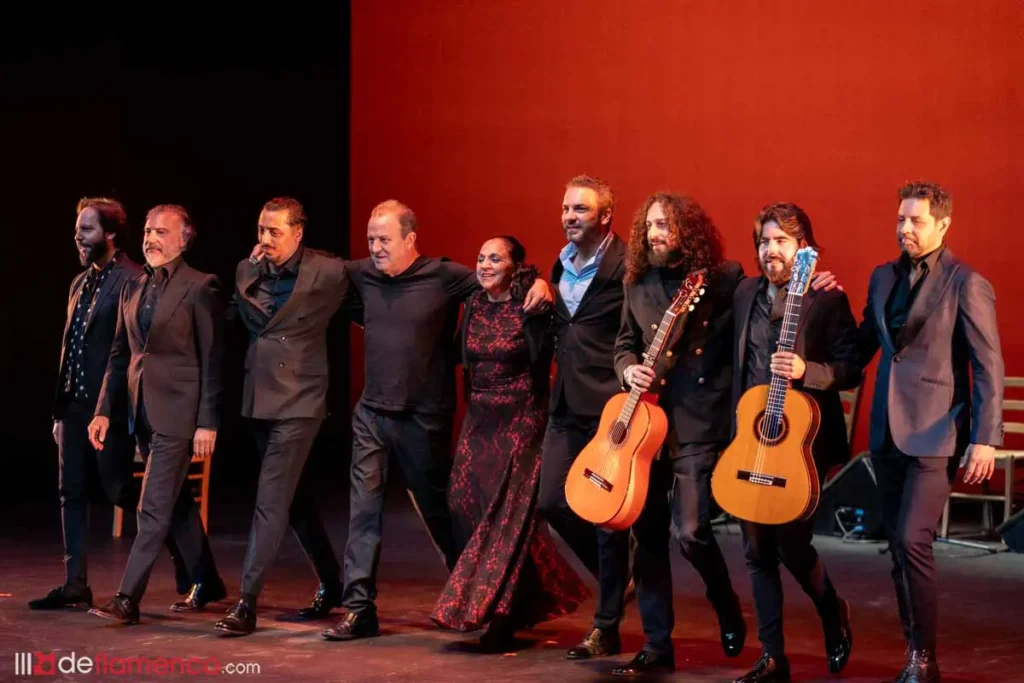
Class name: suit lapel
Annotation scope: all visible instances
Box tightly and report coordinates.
[62,272,87,347]
[123,274,147,350]
[84,261,122,334]
[897,248,959,349]
[264,250,321,333]
[236,260,270,326]
[146,264,193,347]
[573,233,622,317]
[792,284,818,345]
[872,263,898,352]
[734,277,759,373]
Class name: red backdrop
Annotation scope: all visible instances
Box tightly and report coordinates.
[349,1,1023,458]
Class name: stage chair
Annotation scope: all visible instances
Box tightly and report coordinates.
[938,376,1024,549]
[839,385,863,444]
[112,447,213,537]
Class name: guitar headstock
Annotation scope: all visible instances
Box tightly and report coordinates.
[790,247,819,295]
[669,269,707,315]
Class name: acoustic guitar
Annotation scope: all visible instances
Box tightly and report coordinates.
[565,270,707,531]
[711,246,821,525]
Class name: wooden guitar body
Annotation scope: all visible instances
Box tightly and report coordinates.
[712,385,821,525]
[565,393,668,530]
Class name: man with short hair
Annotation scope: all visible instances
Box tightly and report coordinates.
[213,197,349,636]
[859,181,1004,683]
[535,175,635,661]
[322,199,553,641]
[87,204,225,624]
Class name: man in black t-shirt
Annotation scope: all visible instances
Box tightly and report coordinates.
[322,200,553,641]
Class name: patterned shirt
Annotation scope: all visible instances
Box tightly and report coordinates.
[63,254,118,400]
[558,231,613,316]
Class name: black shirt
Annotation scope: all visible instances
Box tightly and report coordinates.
[658,265,686,302]
[63,252,119,400]
[255,246,302,319]
[138,256,182,343]
[743,278,788,392]
[348,255,479,414]
[885,245,944,340]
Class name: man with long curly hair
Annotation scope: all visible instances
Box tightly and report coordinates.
[610,192,748,675]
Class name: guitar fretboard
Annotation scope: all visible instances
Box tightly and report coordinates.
[763,289,805,424]
[618,309,678,425]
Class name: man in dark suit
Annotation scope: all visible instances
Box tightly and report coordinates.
[859,182,1004,683]
[29,198,192,610]
[728,203,857,683]
[612,192,747,675]
[87,204,226,624]
[530,175,634,661]
[213,197,348,636]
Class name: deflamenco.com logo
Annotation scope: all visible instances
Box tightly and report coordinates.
[13,651,261,677]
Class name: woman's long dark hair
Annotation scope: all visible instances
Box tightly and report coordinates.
[493,235,538,300]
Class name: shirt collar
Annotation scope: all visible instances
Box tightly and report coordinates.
[898,244,944,274]
[265,245,304,277]
[145,254,183,280]
[560,230,613,268]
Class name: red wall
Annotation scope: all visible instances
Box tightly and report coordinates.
[350,1,1023,457]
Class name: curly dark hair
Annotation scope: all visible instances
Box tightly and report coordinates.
[624,193,725,284]
[899,181,952,220]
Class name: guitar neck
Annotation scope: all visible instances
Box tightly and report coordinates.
[765,289,804,418]
[619,307,679,424]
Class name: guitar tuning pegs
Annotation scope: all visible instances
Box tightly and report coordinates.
[688,304,695,311]
[699,287,705,295]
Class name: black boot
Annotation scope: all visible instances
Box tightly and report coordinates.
[716,593,747,658]
[904,649,939,683]
[824,598,853,674]
[28,584,93,610]
[734,653,791,683]
[321,610,381,641]
[566,627,621,659]
[171,580,228,612]
[610,649,675,676]
[88,593,140,624]
[292,582,343,620]
[214,596,257,636]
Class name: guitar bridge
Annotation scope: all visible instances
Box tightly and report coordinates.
[583,468,613,492]
[737,470,787,488]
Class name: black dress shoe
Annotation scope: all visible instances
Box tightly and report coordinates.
[171,581,228,613]
[611,649,675,676]
[293,583,343,620]
[734,653,791,683]
[214,598,257,636]
[89,594,140,624]
[716,595,747,658]
[903,649,939,683]
[566,627,621,659]
[825,598,853,674]
[28,584,93,610]
[321,610,380,641]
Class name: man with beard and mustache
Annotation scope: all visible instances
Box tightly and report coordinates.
[535,175,635,661]
[611,193,838,676]
[858,182,1003,683]
[728,203,857,683]
[30,198,199,611]
[86,204,225,624]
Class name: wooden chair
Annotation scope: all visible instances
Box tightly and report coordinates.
[839,385,863,444]
[938,377,1024,547]
[112,448,212,537]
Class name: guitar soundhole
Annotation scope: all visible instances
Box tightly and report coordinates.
[755,411,789,446]
[610,421,627,446]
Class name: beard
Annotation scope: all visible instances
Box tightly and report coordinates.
[78,240,107,266]
[761,257,793,285]
[648,245,683,268]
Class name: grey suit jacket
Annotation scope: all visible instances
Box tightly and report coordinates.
[859,247,1004,457]
[231,248,349,420]
[97,258,224,439]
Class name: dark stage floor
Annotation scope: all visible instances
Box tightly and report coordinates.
[1,491,1022,682]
